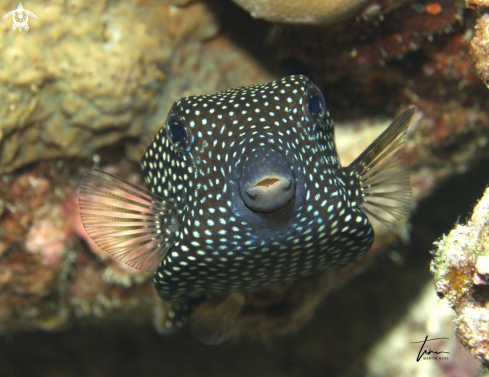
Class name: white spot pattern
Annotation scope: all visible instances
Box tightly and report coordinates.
[142,75,374,302]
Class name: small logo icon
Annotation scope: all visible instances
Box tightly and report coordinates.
[3,3,37,32]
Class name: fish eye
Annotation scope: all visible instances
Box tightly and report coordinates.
[303,84,326,123]
[308,94,320,115]
[170,122,186,142]
[165,113,193,152]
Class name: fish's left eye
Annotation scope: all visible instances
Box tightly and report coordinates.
[165,113,193,153]
[170,122,186,142]
[303,84,326,123]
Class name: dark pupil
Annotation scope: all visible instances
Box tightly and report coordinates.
[308,94,321,115]
[170,123,186,142]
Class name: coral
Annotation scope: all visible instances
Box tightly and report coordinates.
[1,3,489,375]
[0,0,273,175]
[0,164,72,328]
[349,1,463,67]
[466,0,489,10]
[431,187,489,368]
[270,0,489,201]
[456,305,489,364]
[0,113,468,341]
[470,13,489,88]
[0,162,155,332]
[25,219,72,268]
[230,0,373,24]
[270,0,463,69]
[0,127,411,339]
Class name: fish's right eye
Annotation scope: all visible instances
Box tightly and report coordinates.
[165,114,193,152]
[308,95,321,115]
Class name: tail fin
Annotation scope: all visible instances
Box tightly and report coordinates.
[347,109,415,227]
[78,169,177,272]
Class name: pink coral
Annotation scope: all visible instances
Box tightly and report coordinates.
[25,207,74,268]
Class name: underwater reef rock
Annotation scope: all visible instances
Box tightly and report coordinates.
[431,187,489,369]
[0,114,483,341]
[2,0,489,354]
[0,0,272,175]
[229,0,373,24]
[0,162,155,332]
[470,13,489,88]
[270,0,464,75]
[271,0,489,197]
[0,148,408,337]
[0,106,417,338]
[466,0,489,10]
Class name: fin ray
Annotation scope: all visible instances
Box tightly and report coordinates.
[79,169,177,272]
[348,109,415,227]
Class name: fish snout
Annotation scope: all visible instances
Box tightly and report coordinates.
[239,148,295,213]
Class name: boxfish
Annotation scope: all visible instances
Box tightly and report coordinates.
[79,75,414,344]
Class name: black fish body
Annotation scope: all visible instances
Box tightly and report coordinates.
[79,75,414,344]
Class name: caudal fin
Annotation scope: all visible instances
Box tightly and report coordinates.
[78,169,177,272]
[347,109,415,227]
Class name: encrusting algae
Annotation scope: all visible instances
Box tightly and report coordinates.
[79,75,414,344]
[470,12,489,90]
[431,186,489,369]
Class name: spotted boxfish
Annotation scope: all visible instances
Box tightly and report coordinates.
[79,75,414,344]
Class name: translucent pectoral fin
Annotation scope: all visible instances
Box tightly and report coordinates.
[348,108,415,227]
[78,169,177,272]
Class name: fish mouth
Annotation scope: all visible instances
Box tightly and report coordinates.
[251,178,280,187]
[239,147,295,213]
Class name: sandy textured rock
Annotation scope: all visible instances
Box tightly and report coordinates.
[0,0,272,174]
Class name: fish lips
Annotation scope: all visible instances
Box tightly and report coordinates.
[239,147,296,213]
